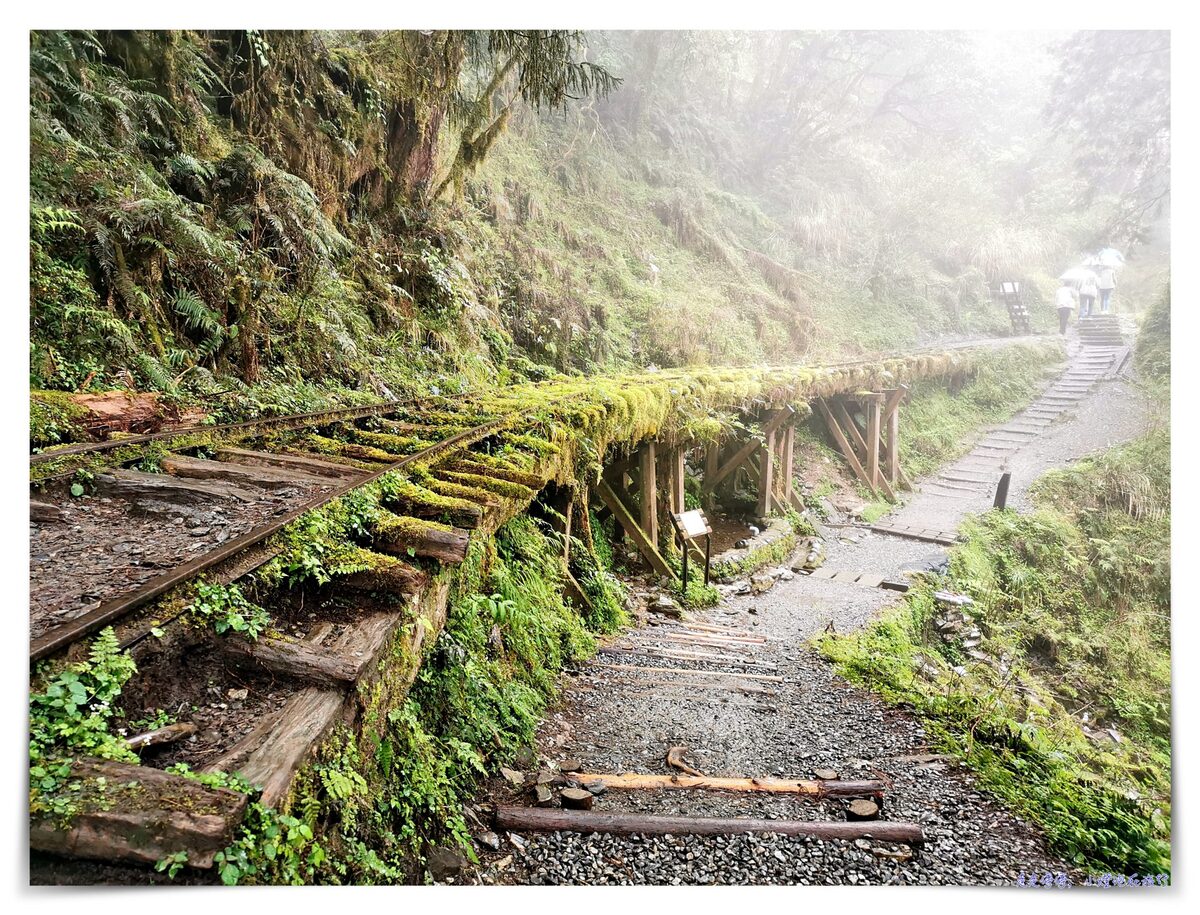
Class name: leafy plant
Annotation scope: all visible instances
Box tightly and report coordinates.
[29,628,138,818]
[189,582,272,640]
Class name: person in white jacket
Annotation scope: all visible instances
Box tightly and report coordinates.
[1078,273,1098,318]
[1055,282,1078,335]
[1097,266,1116,313]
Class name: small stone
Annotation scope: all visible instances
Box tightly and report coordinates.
[813,768,839,780]
[560,787,594,810]
[749,572,775,594]
[226,688,248,701]
[583,780,607,796]
[559,758,583,773]
[846,799,880,821]
[427,846,468,881]
[499,766,525,787]
[476,831,502,851]
[513,746,537,769]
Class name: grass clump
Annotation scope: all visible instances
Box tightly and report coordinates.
[818,430,1171,874]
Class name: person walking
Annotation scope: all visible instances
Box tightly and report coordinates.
[1078,272,1098,318]
[1055,281,1077,335]
[1097,265,1116,313]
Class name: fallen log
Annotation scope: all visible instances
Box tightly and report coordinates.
[126,721,198,751]
[494,807,924,845]
[573,773,887,797]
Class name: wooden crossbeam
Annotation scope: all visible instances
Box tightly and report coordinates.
[816,398,896,501]
[596,478,674,578]
[815,398,871,489]
[704,408,792,492]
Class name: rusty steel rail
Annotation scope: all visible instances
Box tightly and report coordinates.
[29,395,452,465]
[29,412,521,663]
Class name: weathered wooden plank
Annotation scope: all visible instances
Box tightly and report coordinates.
[597,662,783,682]
[218,633,361,687]
[29,759,249,869]
[161,454,330,491]
[374,515,471,564]
[495,807,924,845]
[95,469,263,506]
[213,447,367,480]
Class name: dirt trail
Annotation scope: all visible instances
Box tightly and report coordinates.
[468,340,1153,886]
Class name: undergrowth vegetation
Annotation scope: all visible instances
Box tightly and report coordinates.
[898,344,1063,478]
[819,430,1171,874]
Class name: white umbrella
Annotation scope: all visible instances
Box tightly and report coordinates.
[1095,247,1125,268]
[1060,267,1098,283]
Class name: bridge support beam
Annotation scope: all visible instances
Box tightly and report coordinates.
[816,389,907,501]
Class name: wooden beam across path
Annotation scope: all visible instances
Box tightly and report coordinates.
[495,807,925,845]
[595,478,674,579]
[597,662,783,682]
[572,773,887,797]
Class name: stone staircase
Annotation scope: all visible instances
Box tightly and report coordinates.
[1078,313,1126,347]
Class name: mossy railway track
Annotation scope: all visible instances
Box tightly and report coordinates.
[28,336,1063,879]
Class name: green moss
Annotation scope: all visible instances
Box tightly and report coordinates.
[710,522,799,582]
[30,390,88,448]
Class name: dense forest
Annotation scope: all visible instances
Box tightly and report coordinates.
[30,30,1168,418]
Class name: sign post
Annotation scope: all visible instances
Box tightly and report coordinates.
[670,509,714,591]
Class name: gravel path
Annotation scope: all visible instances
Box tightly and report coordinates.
[460,340,1154,886]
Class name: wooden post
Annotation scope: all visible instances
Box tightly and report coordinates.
[780,420,795,508]
[883,388,905,486]
[638,441,658,550]
[757,420,776,519]
[668,447,685,514]
[866,397,881,491]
